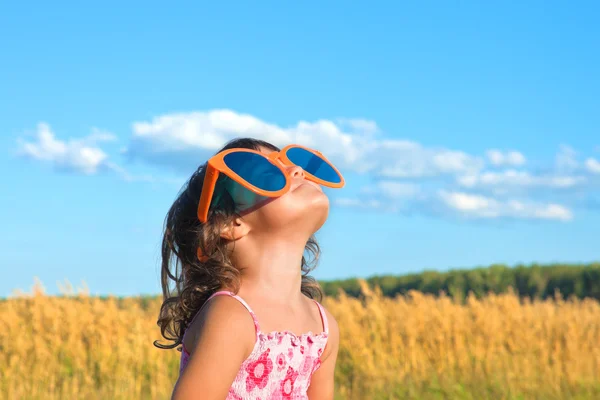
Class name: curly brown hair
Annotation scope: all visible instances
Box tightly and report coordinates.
[154,138,324,351]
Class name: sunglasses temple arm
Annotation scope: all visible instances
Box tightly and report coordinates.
[197,165,219,223]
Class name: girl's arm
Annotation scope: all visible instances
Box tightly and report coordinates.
[307,308,340,400]
[171,296,256,400]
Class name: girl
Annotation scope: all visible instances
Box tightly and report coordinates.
[155,138,344,399]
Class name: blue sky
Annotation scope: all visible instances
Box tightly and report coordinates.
[1,1,599,296]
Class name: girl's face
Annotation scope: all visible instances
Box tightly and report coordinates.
[241,146,330,237]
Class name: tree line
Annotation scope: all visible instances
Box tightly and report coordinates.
[43,262,597,303]
[319,263,600,300]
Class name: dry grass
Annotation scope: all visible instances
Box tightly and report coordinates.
[1,279,600,399]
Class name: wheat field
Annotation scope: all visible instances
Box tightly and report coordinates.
[1,279,600,400]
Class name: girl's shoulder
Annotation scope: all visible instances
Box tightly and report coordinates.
[182,293,257,357]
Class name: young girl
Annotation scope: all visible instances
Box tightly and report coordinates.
[155,138,344,399]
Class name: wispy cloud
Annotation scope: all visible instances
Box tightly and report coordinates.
[16,123,113,175]
[16,110,600,223]
[15,123,163,184]
[457,170,587,190]
[125,110,373,173]
[555,144,579,172]
[334,198,384,210]
[376,141,485,178]
[486,149,526,166]
[585,158,600,174]
[125,110,487,180]
[337,118,379,136]
[438,190,573,221]
[362,181,421,199]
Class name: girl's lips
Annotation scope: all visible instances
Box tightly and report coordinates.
[294,181,323,192]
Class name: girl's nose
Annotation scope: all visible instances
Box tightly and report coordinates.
[287,165,306,178]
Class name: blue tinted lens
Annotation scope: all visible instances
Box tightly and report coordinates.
[285,147,341,184]
[211,176,270,213]
[223,152,286,192]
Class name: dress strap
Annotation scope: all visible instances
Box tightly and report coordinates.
[313,300,329,335]
[206,290,261,333]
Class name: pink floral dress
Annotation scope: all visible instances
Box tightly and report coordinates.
[179,290,329,399]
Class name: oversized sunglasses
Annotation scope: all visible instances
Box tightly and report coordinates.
[197,144,345,223]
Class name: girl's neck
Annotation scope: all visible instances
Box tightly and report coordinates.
[231,235,308,304]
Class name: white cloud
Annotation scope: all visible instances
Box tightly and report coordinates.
[131,110,289,151]
[84,128,118,144]
[556,145,578,171]
[336,182,420,214]
[334,198,383,209]
[125,109,484,178]
[361,181,420,199]
[127,110,370,172]
[375,141,484,178]
[457,169,586,189]
[434,150,484,174]
[16,113,595,224]
[486,149,526,166]
[337,118,379,135]
[438,190,573,221]
[532,204,574,221]
[121,112,593,223]
[17,123,111,174]
[440,191,498,216]
[585,158,600,174]
[335,187,573,222]
[102,162,158,183]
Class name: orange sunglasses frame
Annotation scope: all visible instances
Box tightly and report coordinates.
[196,144,345,223]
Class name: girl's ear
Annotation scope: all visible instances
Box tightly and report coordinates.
[219,217,250,241]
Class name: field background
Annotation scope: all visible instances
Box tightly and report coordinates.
[2,264,600,400]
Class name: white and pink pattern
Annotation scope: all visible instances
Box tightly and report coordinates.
[179,291,329,399]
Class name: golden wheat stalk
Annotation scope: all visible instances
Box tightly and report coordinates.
[1,279,599,399]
